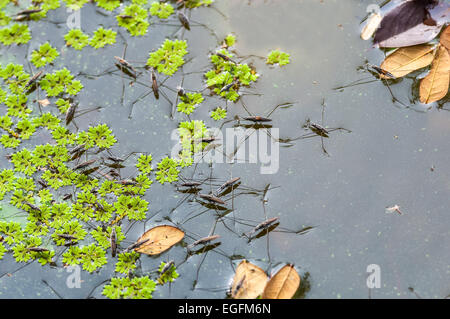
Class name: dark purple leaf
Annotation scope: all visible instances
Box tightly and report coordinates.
[374,0,440,46]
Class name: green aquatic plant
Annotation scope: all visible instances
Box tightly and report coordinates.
[11,148,36,176]
[40,68,83,97]
[117,4,149,36]
[205,45,258,102]
[266,50,290,66]
[113,195,148,221]
[95,0,120,11]
[87,124,117,149]
[115,251,140,274]
[63,0,88,10]
[89,27,117,49]
[64,29,89,50]
[224,34,236,47]
[183,0,213,8]
[55,98,71,113]
[0,24,32,45]
[147,39,188,76]
[0,11,10,26]
[149,1,174,19]
[177,92,204,115]
[177,120,208,167]
[210,107,227,120]
[91,226,124,249]
[0,169,16,200]
[80,244,108,272]
[30,42,59,68]
[136,154,153,174]
[158,261,179,284]
[155,157,180,184]
[102,276,156,299]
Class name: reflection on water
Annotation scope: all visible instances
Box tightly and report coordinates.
[0,0,449,299]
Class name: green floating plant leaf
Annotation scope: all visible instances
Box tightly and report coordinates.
[64,29,89,50]
[63,0,88,10]
[147,39,188,76]
[155,157,180,184]
[30,42,59,68]
[95,0,120,11]
[115,251,140,274]
[102,277,156,299]
[87,124,117,149]
[266,50,290,66]
[40,68,83,97]
[211,107,227,120]
[0,24,32,45]
[117,4,149,36]
[89,27,117,49]
[158,261,179,284]
[136,154,153,174]
[183,0,213,8]
[177,92,204,115]
[149,1,174,19]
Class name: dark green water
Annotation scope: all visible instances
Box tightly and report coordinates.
[0,0,449,299]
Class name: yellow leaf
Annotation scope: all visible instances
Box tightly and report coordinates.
[262,264,300,299]
[135,225,185,255]
[440,25,450,51]
[361,13,382,41]
[380,44,436,78]
[230,260,268,299]
[420,45,450,104]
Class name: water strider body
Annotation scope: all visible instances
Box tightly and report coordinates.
[65,103,77,125]
[151,69,159,99]
[198,194,226,205]
[125,239,149,252]
[304,119,329,138]
[114,56,137,76]
[110,228,117,257]
[24,70,43,89]
[73,159,96,170]
[243,116,272,123]
[178,11,190,30]
[216,177,240,194]
[247,217,279,237]
[187,235,220,249]
[160,260,175,275]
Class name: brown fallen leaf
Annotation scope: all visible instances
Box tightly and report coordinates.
[361,12,382,41]
[420,45,450,104]
[262,264,300,299]
[380,44,436,78]
[440,25,450,51]
[38,99,50,107]
[135,225,185,255]
[231,260,268,299]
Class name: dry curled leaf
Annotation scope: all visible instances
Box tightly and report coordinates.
[361,13,382,40]
[440,25,450,51]
[380,44,436,78]
[262,264,300,299]
[135,225,185,255]
[420,45,450,104]
[37,99,50,107]
[231,260,268,299]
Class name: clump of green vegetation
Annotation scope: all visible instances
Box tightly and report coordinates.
[117,4,150,36]
[89,27,117,49]
[0,24,32,45]
[30,42,59,68]
[63,0,89,11]
[205,37,259,102]
[266,50,290,66]
[211,107,227,120]
[182,0,213,8]
[149,1,174,19]
[224,34,236,48]
[96,0,121,11]
[102,277,156,299]
[177,92,204,115]
[136,154,153,174]
[155,157,180,184]
[158,261,179,284]
[40,68,83,97]
[64,29,90,50]
[177,120,209,167]
[147,39,188,76]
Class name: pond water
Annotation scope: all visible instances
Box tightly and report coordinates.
[0,0,449,299]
